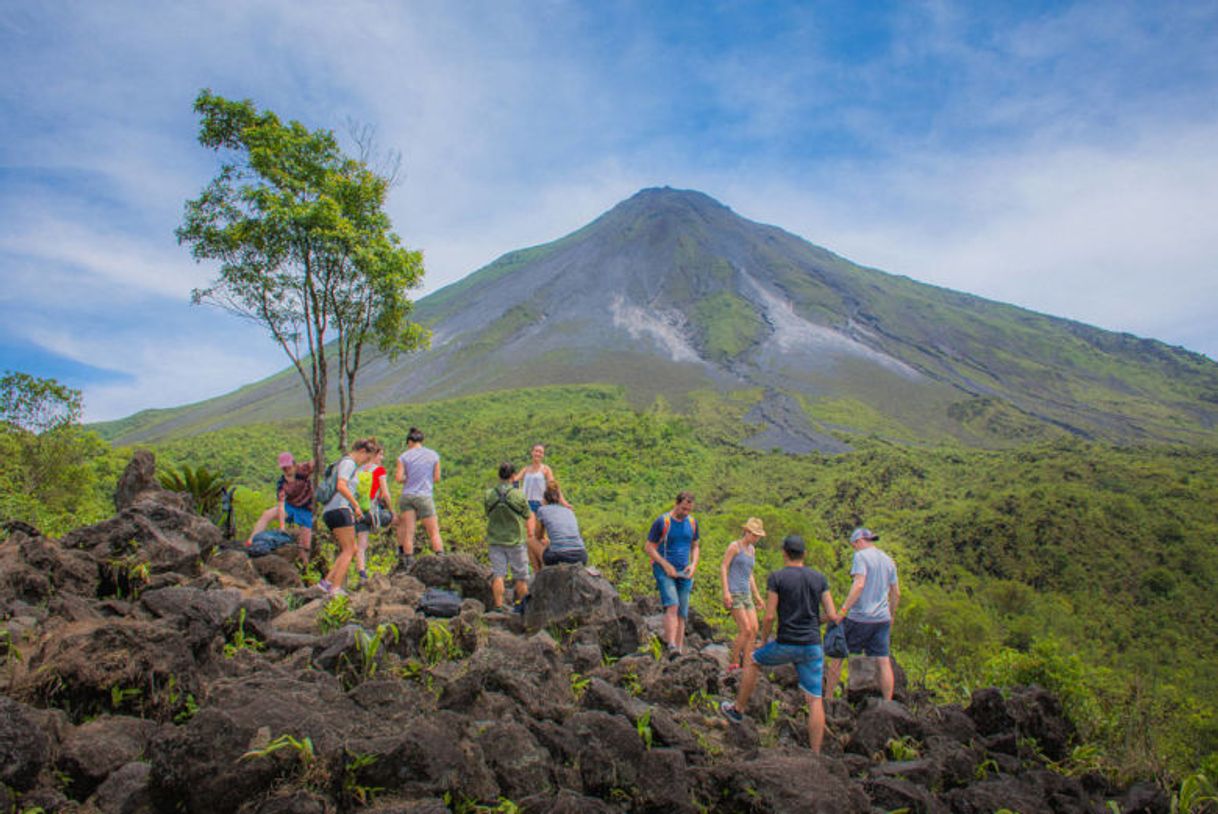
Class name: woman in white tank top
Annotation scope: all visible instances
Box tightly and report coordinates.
[514,444,570,570]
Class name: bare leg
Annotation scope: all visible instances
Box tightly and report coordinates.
[734,659,761,710]
[325,526,357,591]
[397,510,417,555]
[421,514,443,553]
[806,695,825,753]
[297,526,313,562]
[662,605,679,647]
[730,606,757,667]
[355,530,369,573]
[675,615,687,649]
[526,536,543,571]
[879,657,894,701]
[246,506,279,544]
[825,658,845,700]
[742,607,759,666]
[491,576,505,609]
[513,579,529,603]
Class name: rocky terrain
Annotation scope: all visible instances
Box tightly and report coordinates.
[0,453,1169,813]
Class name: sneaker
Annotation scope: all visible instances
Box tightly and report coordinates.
[316,578,333,596]
[330,587,348,598]
[719,700,744,723]
[666,645,682,662]
[726,663,741,674]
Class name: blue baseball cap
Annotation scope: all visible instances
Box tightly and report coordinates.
[850,527,879,543]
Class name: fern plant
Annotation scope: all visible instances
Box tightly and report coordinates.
[158,464,231,519]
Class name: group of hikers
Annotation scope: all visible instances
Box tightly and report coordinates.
[245,431,899,752]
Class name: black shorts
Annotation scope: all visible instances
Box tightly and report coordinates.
[543,548,588,566]
[323,507,355,530]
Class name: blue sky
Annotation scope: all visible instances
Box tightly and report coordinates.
[2,1,1217,420]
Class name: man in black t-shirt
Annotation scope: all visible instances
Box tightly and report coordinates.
[720,534,840,753]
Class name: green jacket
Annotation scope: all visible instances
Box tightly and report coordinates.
[484,483,530,546]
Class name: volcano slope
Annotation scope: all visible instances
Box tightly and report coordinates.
[98,187,1218,453]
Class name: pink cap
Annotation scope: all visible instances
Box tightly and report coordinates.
[277,452,295,468]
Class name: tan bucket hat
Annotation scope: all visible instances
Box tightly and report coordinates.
[742,517,767,537]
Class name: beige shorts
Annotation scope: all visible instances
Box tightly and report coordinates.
[397,493,436,519]
[730,592,755,610]
[489,544,530,582]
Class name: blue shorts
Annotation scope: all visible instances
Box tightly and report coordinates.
[652,564,693,618]
[284,503,314,529]
[527,499,542,513]
[844,618,891,657]
[751,640,825,697]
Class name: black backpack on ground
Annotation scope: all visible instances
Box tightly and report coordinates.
[417,587,463,618]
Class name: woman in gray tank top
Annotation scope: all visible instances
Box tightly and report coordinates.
[720,517,767,672]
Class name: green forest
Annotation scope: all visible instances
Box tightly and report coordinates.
[6,383,1218,784]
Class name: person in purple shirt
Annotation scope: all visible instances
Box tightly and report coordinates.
[394,427,444,569]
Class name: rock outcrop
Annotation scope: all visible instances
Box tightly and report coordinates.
[0,453,1165,813]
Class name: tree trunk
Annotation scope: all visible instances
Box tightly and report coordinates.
[311,368,328,482]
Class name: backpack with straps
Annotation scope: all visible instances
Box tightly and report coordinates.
[486,484,523,517]
[655,511,697,555]
[314,456,351,506]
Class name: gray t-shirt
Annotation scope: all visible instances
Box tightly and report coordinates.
[847,546,898,623]
[535,504,584,553]
[322,456,358,514]
[398,446,440,496]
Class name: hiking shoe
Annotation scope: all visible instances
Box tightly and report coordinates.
[394,555,414,573]
[316,578,333,596]
[666,645,682,662]
[719,701,744,724]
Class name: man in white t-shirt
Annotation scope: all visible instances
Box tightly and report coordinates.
[825,526,900,700]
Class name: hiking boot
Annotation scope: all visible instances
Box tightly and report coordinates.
[719,701,744,724]
[666,645,682,662]
[394,554,414,573]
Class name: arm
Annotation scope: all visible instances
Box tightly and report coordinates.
[395,459,405,485]
[432,460,441,486]
[686,535,700,577]
[837,573,867,620]
[888,581,900,623]
[376,472,393,514]
[750,573,764,607]
[821,589,839,626]
[336,473,363,520]
[759,591,779,643]
[644,538,677,578]
[720,542,738,607]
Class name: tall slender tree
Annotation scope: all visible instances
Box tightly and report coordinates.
[177,90,427,471]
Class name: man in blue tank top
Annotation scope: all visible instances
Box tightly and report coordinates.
[644,491,700,657]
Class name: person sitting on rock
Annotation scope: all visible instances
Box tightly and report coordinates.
[824,526,900,701]
[720,533,839,754]
[485,461,532,613]
[720,517,767,673]
[644,491,700,657]
[535,480,588,567]
[245,452,314,563]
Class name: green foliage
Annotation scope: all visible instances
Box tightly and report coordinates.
[349,623,399,680]
[318,594,353,633]
[0,370,82,432]
[420,620,463,665]
[887,736,921,761]
[570,672,591,701]
[224,608,266,658]
[158,464,231,519]
[635,707,653,750]
[0,372,125,537]
[137,383,1218,780]
[178,90,427,463]
[1173,772,1218,814]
